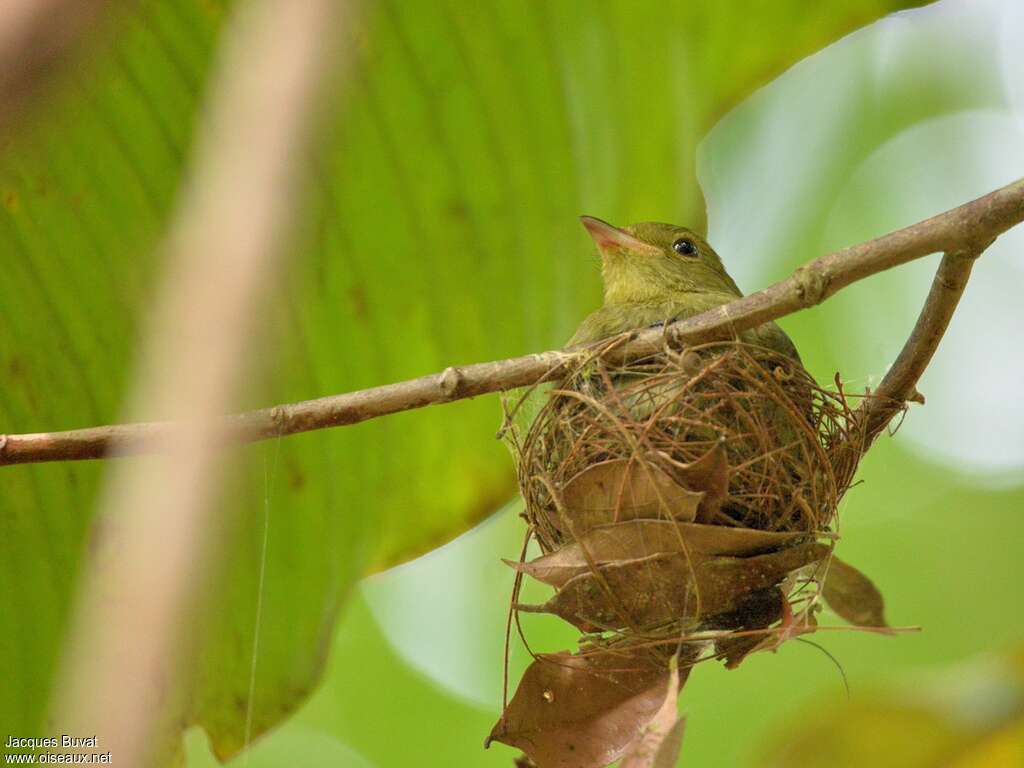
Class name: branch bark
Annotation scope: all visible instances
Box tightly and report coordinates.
[1,177,1022,468]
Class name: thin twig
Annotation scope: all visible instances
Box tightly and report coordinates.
[1,177,1022,467]
[50,0,345,764]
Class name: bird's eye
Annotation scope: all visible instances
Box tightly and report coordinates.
[672,238,697,257]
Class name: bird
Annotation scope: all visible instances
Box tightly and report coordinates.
[561,218,819,630]
[563,216,815,532]
[569,216,799,362]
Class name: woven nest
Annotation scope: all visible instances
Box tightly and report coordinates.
[503,341,866,652]
[519,341,859,548]
[491,341,874,766]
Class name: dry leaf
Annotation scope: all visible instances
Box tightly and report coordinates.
[487,649,684,768]
[668,445,729,524]
[619,658,687,768]
[724,604,820,668]
[712,587,786,668]
[822,555,889,629]
[527,552,709,630]
[505,520,809,589]
[560,459,703,533]
[521,542,828,631]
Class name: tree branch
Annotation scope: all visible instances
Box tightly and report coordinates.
[1,177,1021,468]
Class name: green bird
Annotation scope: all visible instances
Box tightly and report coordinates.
[569,216,799,362]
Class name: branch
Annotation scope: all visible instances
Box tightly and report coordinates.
[2,177,1022,468]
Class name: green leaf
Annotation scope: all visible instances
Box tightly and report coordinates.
[0,0,931,762]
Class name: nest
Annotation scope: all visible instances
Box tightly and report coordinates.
[519,341,860,549]
[490,341,871,767]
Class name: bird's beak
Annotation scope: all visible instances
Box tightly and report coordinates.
[579,215,660,257]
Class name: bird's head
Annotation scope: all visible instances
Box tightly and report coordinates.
[580,216,742,305]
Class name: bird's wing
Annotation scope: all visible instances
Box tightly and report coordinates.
[566,307,617,346]
[748,320,802,363]
[566,304,673,347]
[568,296,800,363]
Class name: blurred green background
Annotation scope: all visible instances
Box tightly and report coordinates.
[195,0,1024,763]
[2,0,1023,765]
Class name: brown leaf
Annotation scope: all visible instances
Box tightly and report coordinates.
[822,555,890,629]
[522,542,828,631]
[619,658,687,768]
[505,520,809,589]
[723,606,820,667]
[668,445,729,524]
[717,632,772,670]
[712,587,786,668]
[529,552,707,630]
[487,649,685,768]
[560,459,702,533]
